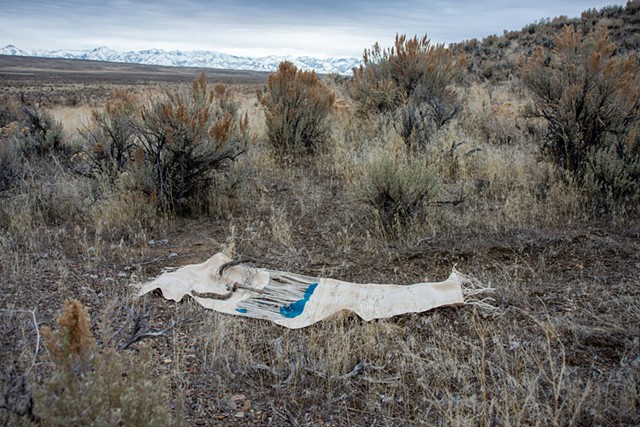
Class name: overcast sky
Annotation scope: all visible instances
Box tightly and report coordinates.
[0,1,623,58]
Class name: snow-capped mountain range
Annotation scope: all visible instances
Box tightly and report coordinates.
[1,44,361,75]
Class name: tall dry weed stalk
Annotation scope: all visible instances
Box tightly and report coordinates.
[41,299,94,373]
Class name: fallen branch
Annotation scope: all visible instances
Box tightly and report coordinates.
[114,305,178,350]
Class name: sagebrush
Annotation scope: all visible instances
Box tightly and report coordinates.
[259,61,335,156]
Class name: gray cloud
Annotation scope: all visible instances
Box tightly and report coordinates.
[0,0,624,58]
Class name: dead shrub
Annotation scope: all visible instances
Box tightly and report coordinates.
[259,61,335,156]
[0,137,23,194]
[0,95,23,128]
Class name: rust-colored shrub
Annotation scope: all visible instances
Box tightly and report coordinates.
[79,74,248,214]
[520,26,640,173]
[137,72,247,212]
[37,301,176,426]
[351,34,466,150]
[259,61,335,156]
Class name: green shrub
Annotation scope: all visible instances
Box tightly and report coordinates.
[15,107,65,158]
[583,144,640,217]
[357,152,440,235]
[259,61,335,156]
[36,300,175,426]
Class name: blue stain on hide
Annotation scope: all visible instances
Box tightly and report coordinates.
[236,308,248,314]
[280,283,318,318]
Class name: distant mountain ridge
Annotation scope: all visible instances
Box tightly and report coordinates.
[0,45,362,75]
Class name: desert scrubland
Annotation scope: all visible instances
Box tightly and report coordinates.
[1,3,639,426]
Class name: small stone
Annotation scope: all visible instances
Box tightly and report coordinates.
[234,412,245,418]
[163,359,172,364]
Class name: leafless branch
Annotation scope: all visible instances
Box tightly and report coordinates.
[114,305,178,350]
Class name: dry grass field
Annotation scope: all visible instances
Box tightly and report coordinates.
[1,18,639,426]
